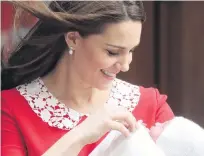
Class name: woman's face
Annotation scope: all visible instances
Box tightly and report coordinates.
[70,20,142,90]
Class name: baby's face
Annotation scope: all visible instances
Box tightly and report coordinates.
[149,121,171,142]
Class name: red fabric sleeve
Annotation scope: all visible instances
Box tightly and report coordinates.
[154,89,174,123]
[1,96,27,156]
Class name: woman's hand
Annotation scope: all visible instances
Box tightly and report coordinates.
[75,105,138,145]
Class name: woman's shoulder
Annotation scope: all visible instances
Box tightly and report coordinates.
[1,79,39,111]
[1,78,48,127]
[2,78,43,101]
[1,87,25,118]
[1,87,21,102]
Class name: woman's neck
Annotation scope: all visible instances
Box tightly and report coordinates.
[41,53,110,113]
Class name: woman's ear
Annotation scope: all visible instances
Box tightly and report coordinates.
[64,31,81,49]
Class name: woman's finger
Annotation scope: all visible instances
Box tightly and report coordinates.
[111,111,137,132]
[107,120,130,137]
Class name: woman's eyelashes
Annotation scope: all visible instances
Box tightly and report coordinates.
[106,49,134,56]
[107,50,120,56]
[129,49,134,53]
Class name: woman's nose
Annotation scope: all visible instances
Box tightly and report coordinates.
[117,53,132,72]
[121,62,130,72]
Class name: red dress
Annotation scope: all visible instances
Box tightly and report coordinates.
[1,78,174,156]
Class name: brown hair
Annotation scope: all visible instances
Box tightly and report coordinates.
[1,1,146,90]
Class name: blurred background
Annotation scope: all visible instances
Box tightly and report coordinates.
[1,1,204,126]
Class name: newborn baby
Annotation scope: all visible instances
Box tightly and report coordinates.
[89,117,204,156]
[152,117,204,156]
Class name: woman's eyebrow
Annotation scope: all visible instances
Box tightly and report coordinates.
[106,43,138,51]
[105,43,126,49]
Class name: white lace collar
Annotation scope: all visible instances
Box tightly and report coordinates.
[16,78,141,130]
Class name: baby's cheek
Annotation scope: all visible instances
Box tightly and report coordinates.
[149,126,164,142]
[149,122,170,142]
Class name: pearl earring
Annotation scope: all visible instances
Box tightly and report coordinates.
[69,47,74,55]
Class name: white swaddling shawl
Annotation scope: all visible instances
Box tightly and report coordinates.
[89,117,204,156]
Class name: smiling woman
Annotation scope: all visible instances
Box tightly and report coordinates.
[1,1,174,156]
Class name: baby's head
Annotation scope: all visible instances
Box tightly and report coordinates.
[151,117,204,156]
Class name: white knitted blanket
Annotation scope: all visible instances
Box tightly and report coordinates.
[89,117,204,156]
[156,117,204,156]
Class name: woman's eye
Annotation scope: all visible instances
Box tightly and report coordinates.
[107,50,119,56]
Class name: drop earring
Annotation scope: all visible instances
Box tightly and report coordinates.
[69,47,74,55]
